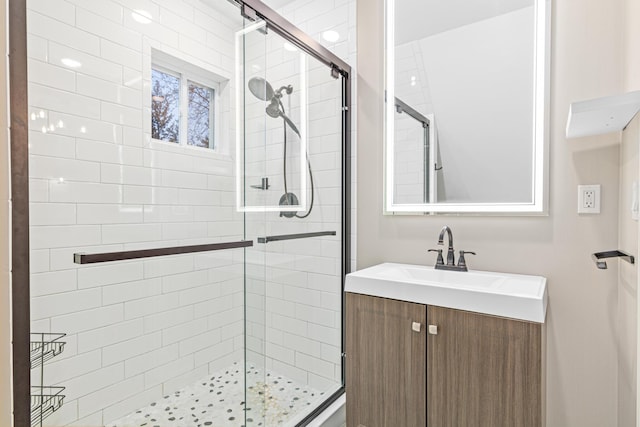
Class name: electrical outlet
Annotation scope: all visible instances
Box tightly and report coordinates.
[578,184,601,214]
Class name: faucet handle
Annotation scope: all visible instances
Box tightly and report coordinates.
[428,249,444,266]
[457,251,476,269]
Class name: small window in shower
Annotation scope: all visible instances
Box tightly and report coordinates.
[187,81,214,148]
[151,61,218,150]
[151,68,180,143]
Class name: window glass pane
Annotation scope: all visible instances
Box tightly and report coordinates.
[187,81,213,148]
[151,68,180,143]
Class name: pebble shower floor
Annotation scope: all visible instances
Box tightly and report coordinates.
[110,362,324,427]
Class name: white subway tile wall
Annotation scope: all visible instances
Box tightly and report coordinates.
[27,0,355,425]
[27,0,245,425]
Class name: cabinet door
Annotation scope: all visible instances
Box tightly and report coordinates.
[427,306,541,427]
[346,293,427,427]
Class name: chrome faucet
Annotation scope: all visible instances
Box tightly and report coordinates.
[428,226,475,272]
[438,226,455,267]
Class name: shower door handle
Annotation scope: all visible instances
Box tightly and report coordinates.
[257,231,336,243]
[73,240,253,264]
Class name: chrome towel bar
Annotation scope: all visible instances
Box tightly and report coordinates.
[73,240,253,264]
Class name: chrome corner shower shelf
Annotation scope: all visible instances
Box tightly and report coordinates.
[30,333,66,368]
[31,333,66,427]
[31,386,66,427]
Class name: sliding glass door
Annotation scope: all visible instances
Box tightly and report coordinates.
[238,14,346,425]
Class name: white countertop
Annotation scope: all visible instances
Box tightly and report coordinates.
[345,263,547,323]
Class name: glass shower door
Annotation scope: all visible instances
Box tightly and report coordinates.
[238,16,345,426]
[26,1,254,426]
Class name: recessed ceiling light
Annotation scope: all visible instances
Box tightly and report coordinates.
[283,42,297,52]
[132,9,153,24]
[61,58,81,68]
[322,30,340,43]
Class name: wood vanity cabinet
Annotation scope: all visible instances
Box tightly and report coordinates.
[345,293,543,427]
[346,292,427,426]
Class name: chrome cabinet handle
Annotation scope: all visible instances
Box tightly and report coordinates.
[412,322,421,332]
[428,324,438,335]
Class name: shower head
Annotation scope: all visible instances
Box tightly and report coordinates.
[248,77,274,101]
[248,77,300,136]
[248,77,294,102]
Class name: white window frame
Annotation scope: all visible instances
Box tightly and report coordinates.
[151,58,221,151]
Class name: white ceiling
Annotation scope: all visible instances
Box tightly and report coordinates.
[395,0,533,45]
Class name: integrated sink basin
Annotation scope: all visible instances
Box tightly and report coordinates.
[345,263,547,323]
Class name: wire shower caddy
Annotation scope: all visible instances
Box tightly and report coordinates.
[30,333,66,427]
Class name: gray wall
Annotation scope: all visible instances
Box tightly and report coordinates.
[1,0,12,424]
[357,0,629,425]
[419,7,534,203]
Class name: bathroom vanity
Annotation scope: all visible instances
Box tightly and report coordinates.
[344,263,547,427]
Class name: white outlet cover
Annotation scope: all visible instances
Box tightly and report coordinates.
[578,184,601,214]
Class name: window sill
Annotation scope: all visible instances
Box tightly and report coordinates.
[149,138,233,161]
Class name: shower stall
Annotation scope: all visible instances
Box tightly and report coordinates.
[14,0,351,425]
